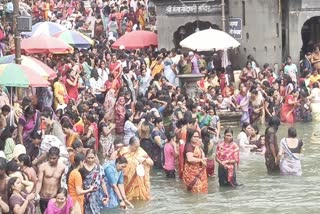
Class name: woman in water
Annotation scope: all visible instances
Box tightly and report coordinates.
[44,188,74,214]
[216,128,240,187]
[278,127,303,176]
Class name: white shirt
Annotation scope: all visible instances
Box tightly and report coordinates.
[89,77,104,94]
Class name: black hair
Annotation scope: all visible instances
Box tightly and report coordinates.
[153,117,163,126]
[224,128,234,135]
[18,154,32,168]
[1,105,10,113]
[115,156,128,165]
[0,127,12,150]
[67,153,85,184]
[252,124,259,134]
[268,116,280,129]
[48,147,60,157]
[56,187,68,198]
[167,131,176,141]
[125,111,133,121]
[201,127,210,156]
[0,157,7,171]
[41,110,53,119]
[8,176,18,198]
[288,127,297,138]
[241,122,250,132]
[30,131,42,140]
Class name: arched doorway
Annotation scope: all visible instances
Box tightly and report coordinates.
[301,16,320,56]
[173,21,219,48]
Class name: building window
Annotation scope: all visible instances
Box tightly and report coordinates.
[276,23,279,37]
[242,1,246,26]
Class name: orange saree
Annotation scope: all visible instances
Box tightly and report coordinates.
[119,147,151,201]
[183,144,208,193]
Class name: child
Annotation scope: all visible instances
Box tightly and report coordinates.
[163,132,178,178]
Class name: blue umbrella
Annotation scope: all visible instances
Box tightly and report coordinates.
[23,21,67,37]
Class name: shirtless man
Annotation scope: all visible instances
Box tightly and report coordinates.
[36,147,66,213]
[0,157,9,213]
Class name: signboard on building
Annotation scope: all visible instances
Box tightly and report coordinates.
[165,0,223,15]
[229,18,242,39]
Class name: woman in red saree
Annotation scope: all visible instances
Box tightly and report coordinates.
[216,128,239,187]
[183,129,208,193]
[280,89,300,123]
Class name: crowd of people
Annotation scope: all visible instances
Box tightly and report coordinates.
[0,0,318,213]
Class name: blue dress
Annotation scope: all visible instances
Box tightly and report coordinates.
[101,160,124,209]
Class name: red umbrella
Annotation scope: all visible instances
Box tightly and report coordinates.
[21,35,74,54]
[112,30,158,50]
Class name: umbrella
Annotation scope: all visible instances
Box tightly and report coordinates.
[0,63,50,87]
[112,30,158,50]
[179,29,240,51]
[53,30,94,49]
[21,35,74,54]
[23,21,67,37]
[0,55,57,80]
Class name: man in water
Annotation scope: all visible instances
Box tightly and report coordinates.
[36,147,66,213]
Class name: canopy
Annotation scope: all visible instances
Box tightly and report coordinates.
[23,21,67,37]
[179,29,240,51]
[53,30,94,49]
[112,30,158,50]
[21,35,74,54]
[0,55,57,80]
[0,63,50,87]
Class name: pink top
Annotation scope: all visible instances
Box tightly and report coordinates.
[163,143,176,171]
[44,196,73,214]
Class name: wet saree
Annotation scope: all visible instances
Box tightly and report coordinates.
[281,95,296,123]
[101,160,124,209]
[82,165,105,214]
[119,147,151,201]
[279,138,302,176]
[183,145,208,193]
[216,142,240,187]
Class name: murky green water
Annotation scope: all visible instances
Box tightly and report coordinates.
[102,122,320,214]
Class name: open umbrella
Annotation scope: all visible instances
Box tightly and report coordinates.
[53,30,94,49]
[112,30,158,50]
[180,29,240,51]
[21,35,74,54]
[0,63,50,87]
[23,21,67,37]
[0,55,57,80]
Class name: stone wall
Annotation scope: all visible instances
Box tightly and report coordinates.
[228,0,282,69]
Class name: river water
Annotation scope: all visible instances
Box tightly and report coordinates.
[102,122,320,214]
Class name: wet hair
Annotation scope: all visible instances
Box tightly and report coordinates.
[201,127,210,156]
[288,127,297,138]
[24,105,35,116]
[129,136,139,145]
[0,157,7,171]
[41,110,53,119]
[153,117,163,126]
[241,122,251,132]
[252,124,259,134]
[116,156,128,165]
[18,154,32,168]
[48,147,60,157]
[61,120,73,129]
[268,116,280,128]
[7,156,18,170]
[8,177,18,198]
[85,148,96,156]
[1,105,10,113]
[125,111,133,121]
[167,131,176,141]
[224,128,234,135]
[56,188,68,198]
[30,131,42,140]
[72,140,83,150]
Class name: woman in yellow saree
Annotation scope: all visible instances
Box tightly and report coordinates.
[183,129,208,193]
[118,136,153,201]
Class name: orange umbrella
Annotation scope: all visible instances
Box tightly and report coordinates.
[21,35,74,54]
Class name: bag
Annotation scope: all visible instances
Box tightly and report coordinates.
[136,164,145,177]
[83,137,96,149]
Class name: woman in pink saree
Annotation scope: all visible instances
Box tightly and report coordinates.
[216,128,240,187]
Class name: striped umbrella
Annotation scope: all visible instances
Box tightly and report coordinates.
[0,55,57,80]
[24,21,67,37]
[53,30,94,49]
[0,63,50,87]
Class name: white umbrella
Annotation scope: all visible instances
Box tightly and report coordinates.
[180,29,240,51]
